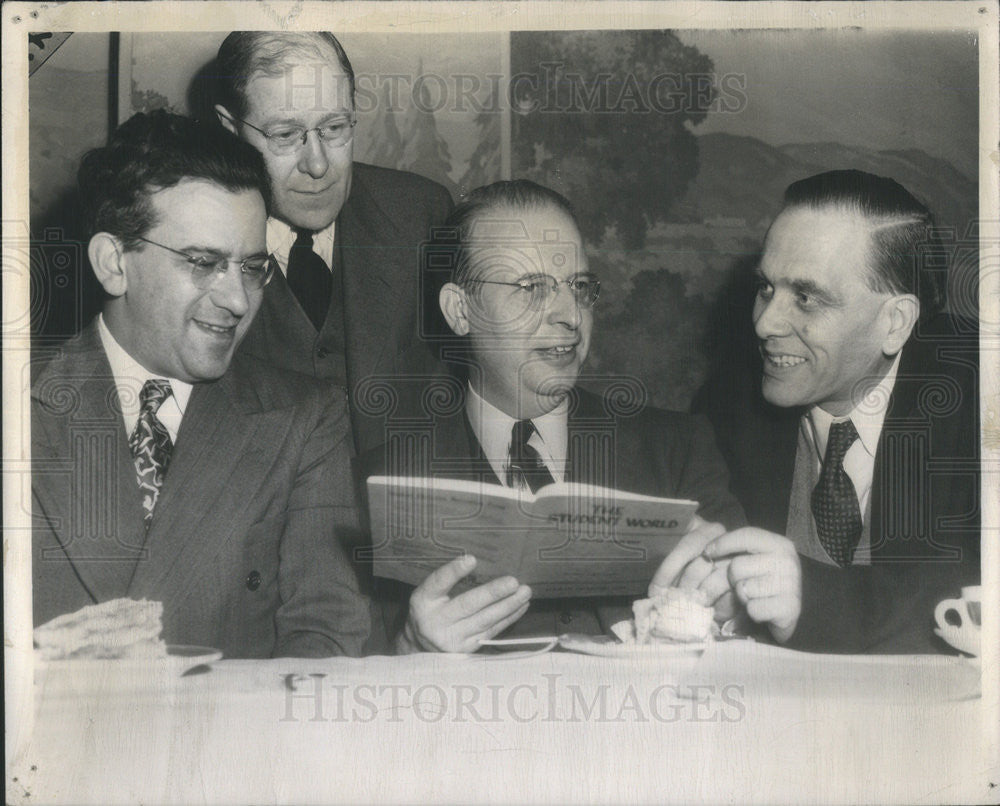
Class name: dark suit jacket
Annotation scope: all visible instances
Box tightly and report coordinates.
[238,162,453,455]
[695,317,980,653]
[356,380,747,648]
[31,321,371,659]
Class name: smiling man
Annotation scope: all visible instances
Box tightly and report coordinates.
[213,32,453,455]
[663,170,980,653]
[358,180,745,653]
[31,111,369,658]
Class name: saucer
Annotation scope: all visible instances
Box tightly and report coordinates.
[934,627,980,657]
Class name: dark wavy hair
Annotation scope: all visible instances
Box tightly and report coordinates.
[782,169,946,320]
[214,31,356,121]
[77,109,270,248]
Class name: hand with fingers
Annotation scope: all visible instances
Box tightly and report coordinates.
[701,527,802,643]
[395,555,532,654]
[648,515,736,618]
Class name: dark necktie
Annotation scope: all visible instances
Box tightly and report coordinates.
[507,420,556,493]
[811,419,863,567]
[129,379,174,526]
[287,228,332,330]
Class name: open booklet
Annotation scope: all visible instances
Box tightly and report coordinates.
[366,476,698,598]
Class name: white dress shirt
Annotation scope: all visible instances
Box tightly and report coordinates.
[803,352,901,520]
[465,384,568,488]
[97,314,192,443]
[267,217,336,277]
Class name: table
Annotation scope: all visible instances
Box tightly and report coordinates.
[6,642,995,804]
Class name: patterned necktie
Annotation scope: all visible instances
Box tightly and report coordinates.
[287,227,332,331]
[811,419,863,567]
[507,420,556,493]
[129,379,174,526]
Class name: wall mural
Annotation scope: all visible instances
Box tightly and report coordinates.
[31,29,978,410]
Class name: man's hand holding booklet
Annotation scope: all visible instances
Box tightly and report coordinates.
[366,476,698,597]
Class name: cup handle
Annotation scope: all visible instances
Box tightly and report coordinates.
[934,598,968,631]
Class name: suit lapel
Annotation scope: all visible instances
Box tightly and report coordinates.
[739,394,800,535]
[31,324,147,602]
[565,388,615,487]
[870,344,922,556]
[339,174,403,384]
[241,268,318,376]
[126,368,276,613]
[770,410,801,534]
[430,402,502,486]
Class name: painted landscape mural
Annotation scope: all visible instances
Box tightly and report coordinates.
[29,29,978,410]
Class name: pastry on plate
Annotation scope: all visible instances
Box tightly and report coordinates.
[611,588,714,645]
[34,598,167,660]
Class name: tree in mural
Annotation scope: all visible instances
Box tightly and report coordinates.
[400,61,459,197]
[362,82,405,168]
[511,31,716,249]
[457,85,502,200]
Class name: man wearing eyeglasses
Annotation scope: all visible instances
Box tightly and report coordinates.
[31,110,370,659]
[213,32,453,455]
[357,180,745,653]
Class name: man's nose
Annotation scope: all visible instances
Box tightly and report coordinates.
[753,293,788,339]
[545,281,583,329]
[209,262,252,317]
[296,130,330,179]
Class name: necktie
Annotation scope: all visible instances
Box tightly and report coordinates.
[507,420,556,493]
[129,379,174,526]
[811,419,863,567]
[287,228,332,330]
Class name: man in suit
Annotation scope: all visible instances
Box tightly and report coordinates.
[213,32,453,455]
[655,170,979,653]
[359,180,745,653]
[31,110,370,659]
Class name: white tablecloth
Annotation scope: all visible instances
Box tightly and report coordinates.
[6,642,993,804]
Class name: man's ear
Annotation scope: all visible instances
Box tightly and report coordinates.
[881,294,919,356]
[214,104,238,135]
[88,233,129,297]
[439,282,470,336]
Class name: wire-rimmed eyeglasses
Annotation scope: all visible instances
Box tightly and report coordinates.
[227,114,357,156]
[134,236,275,290]
[466,273,601,309]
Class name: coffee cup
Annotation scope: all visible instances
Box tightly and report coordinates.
[934,585,981,656]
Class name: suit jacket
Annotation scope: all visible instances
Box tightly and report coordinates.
[356,380,747,648]
[238,162,453,455]
[31,321,371,659]
[695,316,980,653]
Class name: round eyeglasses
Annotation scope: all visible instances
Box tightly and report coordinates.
[134,236,275,290]
[230,114,357,156]
[467,274,601,309]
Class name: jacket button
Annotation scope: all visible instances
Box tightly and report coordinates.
[316,347,330,358]
[559,612,573,625]
[246,570,262,591]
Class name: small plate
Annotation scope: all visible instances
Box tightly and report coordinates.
[478,636,559,660]
[558,633,707,659]
[37,645,222,676]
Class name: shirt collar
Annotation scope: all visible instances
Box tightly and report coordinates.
[465,384,569,478]
[267,216,336,275]
[97,313,193,418]
[532,398,569,457]
[807,352,901,458]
